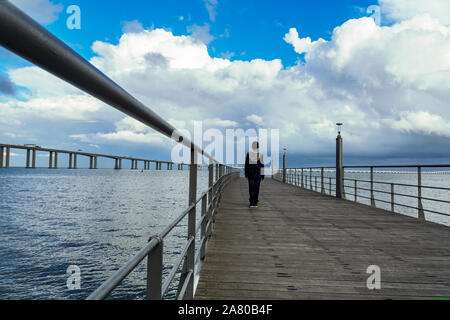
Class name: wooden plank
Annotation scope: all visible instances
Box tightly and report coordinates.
[195,178,450,300]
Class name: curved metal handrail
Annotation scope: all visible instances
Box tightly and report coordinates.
[87,171,239,300]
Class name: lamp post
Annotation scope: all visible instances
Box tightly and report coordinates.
[336,123,344,199]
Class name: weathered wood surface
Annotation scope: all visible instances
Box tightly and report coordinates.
[195,178,450,300]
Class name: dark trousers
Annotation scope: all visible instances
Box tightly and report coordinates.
[248,177,262,205]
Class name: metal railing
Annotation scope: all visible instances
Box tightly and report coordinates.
[275,165,450,222]
[87,167,239,300]
[0,1,240,300]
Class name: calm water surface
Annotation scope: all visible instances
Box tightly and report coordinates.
[0,168,209,300]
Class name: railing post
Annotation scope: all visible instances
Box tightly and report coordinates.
[321,168,325,194]
[310,168,313,190]
[301,169,304,188]
[354,180,357,202]
[336,133,344,198]
[208,162,213,204]
[315,176,317,192]
[200,195,207,261]
[418,167,425,221]
[147,237,163,300]
[370,167,375,207]
[178,144,197,300]
[329,177,332,195]
[282,150,286,183]
[391,183,395,213]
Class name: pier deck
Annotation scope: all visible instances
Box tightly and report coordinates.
[195,178,450,300]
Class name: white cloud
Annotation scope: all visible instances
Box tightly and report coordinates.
[70,116,167,147]
[10,0,63,25]
[0,95,105,121]
[71,131,166,147]
[284,28,326,54]
[187,23,215,45]
[246,115,264,126]
[115,117,149,133]
[121,20,145,34]
[204,0,219,22]
[203,118,239,128]
[380,0,450,25]
[220,51,235,59]
[385,111,450,137]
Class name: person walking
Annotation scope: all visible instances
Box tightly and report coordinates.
[245,141,264,208]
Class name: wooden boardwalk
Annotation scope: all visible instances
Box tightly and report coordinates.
[195,178,450,300]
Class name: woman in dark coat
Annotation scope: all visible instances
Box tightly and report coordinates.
[245,141,265,208]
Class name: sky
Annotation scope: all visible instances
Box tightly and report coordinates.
[1,0,450,168]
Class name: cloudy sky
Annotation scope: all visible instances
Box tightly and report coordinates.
[1,0,450,167]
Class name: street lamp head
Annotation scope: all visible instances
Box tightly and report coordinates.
[336,123,343,135]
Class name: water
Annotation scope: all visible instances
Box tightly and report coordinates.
[287,169,450,226]
[0,168,209,300]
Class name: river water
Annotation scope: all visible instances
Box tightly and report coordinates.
[0,168,209,300]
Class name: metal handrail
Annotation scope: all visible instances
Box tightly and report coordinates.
[343,184,450,203]
[87,170,239,300]
[0,2,243,300]
[85,237,160,300]
[177,271,193,300]
[342,178,450,191]
[161,237,194,297]
[277,165,450,222]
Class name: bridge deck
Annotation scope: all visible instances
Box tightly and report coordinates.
[195,178,450,300]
